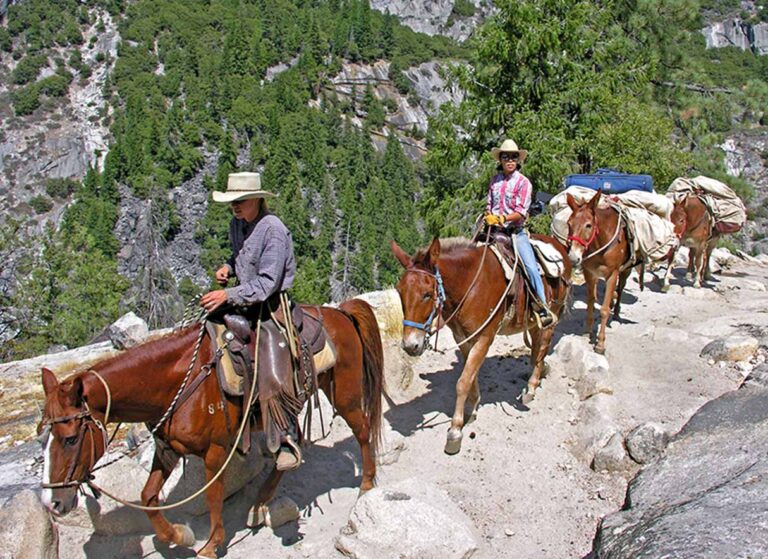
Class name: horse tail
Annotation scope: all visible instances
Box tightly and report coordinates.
[338,298,385,458]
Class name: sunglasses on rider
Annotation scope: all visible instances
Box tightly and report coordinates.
[500,153,519,162]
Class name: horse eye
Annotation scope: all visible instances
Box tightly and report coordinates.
[422,292,431,301]
[62,435,79,447]
[585,223,592,229]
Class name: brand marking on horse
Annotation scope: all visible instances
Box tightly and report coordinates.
[208,401,225,415]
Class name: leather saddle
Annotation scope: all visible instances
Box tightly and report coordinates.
[205,295,336,454]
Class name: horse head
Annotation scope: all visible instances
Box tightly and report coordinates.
[391,237,443,356]
[39,368,107,516]
[566,190,601,266]
[669,199,687,239]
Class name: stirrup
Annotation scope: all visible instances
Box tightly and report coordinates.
[276,437,302,471]
[535,306,557,329]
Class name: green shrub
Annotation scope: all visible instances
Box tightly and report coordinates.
[0,28,12,53]
[12,86,41,115]
[452,0,476,18]
[45,178,79,199]
[38,73,72,97]
[11,54,48,85]
[30,195,54,214]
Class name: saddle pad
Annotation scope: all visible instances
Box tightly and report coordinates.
[488,244,515,281]
[208,322,243,396]
[530,239,565,278]
[314,340,337,374]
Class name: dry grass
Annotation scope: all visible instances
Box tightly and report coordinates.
[0,372,45,447]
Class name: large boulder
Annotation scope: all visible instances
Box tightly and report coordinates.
[591,385,768,558]
[335,478,479,559]
[625,422,669,465]
[106,312,149,350]
[0,490,58,558]
[700,335,759,362]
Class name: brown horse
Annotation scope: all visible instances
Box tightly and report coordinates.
[38,299,383,559]
[565,191,635,354]
[391,235,570,455]
[662,194,719,291]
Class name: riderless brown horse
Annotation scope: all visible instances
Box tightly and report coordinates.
[38,299,383,559]
[662,193,719,291]
[565,190,635,355]
[391,235,570,455]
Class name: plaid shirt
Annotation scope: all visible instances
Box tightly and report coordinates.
[485,171,533,220]
[225,212,296,306]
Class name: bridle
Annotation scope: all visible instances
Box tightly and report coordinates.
[401,266,446,341]
[567,214,599,250]
[40,371,112,490]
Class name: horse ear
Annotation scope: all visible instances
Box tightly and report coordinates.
[427,237,441,264]
[390,240,411,269]
[61,376,84,407]
[589,190,602,209]
[42,368,58,395]
[566,193,579,212]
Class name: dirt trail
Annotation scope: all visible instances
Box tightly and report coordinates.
[6,257,768,558]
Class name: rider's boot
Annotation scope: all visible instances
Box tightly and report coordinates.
[275,419,302,471]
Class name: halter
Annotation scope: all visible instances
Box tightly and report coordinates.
[401,266,446,338]
[567,220,599,249]
[40,371,112,490]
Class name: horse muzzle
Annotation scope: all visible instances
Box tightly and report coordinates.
[402,331,427,356]
[568,247,584,267]
[42,487,78,516]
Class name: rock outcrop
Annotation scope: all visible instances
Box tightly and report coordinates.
[336,477,479,559]
[702,19,768,55]
[370,0,495,42]
[591,384,768,558]
[0,490,59,559]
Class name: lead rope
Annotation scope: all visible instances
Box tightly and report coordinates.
[89,307,263,512]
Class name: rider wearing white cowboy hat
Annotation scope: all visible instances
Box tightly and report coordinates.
[484,139,556,327]
[200,172,303,471]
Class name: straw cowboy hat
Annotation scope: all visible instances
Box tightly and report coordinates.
[212,172,277,203]
[491,139,528,164]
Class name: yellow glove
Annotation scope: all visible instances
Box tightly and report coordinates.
[484,214,505,226]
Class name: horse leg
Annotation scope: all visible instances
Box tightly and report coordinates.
[446,336,492,455]
[320,367,376,493]
[662,248,676,292]
[197,444,228,559]
[456,331,481,425]
[595,271,618,354]
[613,268,631,320]
[687,247,697,285]
[141,452,195,548]
[693,246,705,288]
[523,324,553,404]
[584,272,597,343]
[248,464,285,528]
[704,238,717,282]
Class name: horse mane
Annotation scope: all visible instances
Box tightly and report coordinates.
[83,325,201,376]
[413,237,475,262]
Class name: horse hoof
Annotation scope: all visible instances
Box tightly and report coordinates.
[196,546,218,559]
[661,284,669,293]
[521,390,535,405]
[247,504,269,528]
[444,432,463,455]
[594,345,606,355]
[466,411,478,425]
[172,524,195,548]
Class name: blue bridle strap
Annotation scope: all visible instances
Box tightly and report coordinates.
[402,267,446,334]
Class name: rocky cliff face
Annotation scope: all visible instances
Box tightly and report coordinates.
[370,0,495,41]
[0,7,117,224]
[702,18,768,55]
[722,132,768,254]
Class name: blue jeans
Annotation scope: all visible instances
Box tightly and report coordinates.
[512,229,548,306]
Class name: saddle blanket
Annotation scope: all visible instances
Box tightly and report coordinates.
[550,186,677,263]
[487,241,565,280]
[667,176,747,233]
[208,322,337,397]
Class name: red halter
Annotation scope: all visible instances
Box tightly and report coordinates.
[568,221,599,249]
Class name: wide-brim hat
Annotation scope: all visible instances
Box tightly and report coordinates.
[491,139,529,164]
[212,172,277,203]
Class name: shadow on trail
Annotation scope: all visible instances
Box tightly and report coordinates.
[80,431,366,557]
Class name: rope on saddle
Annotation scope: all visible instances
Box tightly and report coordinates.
[89,309,263,512]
